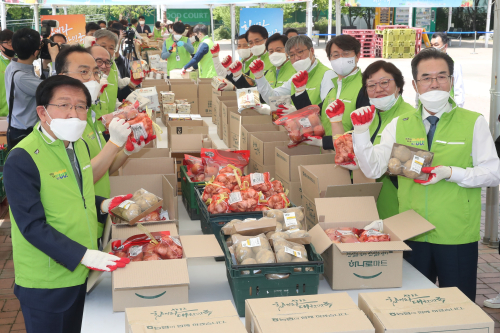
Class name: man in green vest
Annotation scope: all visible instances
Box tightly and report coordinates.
[351,48,500,301]
[0,30,14,117]
[263,33,296,89]
[161,21,194,76]
[4,75,131,332]
[246,25,272,80]
[181,24,217,78]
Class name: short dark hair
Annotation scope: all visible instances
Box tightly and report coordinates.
[139,16,145,20]
[173,22,185,34]
[411,47,454,80]
[362,60,405,95]
[12,28,40,60]
[107,20,114,27]
[36,75,92,108]
[50,33,67,43]
[431,32,449,44]
[193,24,208,36]
[246,25,268,39]
[0,29,13,43]
[155,21,161,29]
[131,19,138,25]
[238,34,248,42]
[265,33,288,51]
[119,19,129,27]
[285,28,298,37]
[98,20,106,26]
[54,45,92,75]
[111,23,124,31]
[86,22,100,34]
[326,35,361,58]
[108,28,120,38]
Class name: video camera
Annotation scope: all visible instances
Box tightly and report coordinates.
[40,20,69,60]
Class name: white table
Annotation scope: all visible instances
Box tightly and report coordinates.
[82,198,437,332]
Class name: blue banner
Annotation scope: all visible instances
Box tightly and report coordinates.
[347,0,472,7]
[239,8,284,36]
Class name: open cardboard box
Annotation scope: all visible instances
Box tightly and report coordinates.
[241,123,281,151]
[221,100,239,125]
[250,131,290,166]
[275,146,335,182]
[198,78,214,117]
[309,196,435,290]
[358,287,494,333]
[118,157,176,176]
[167,120,209,153]
[167,79,199,114]
[229,109,272,150]
[126,300,247,333]
[248,160,275,180]
[127,148,170,159]
[245,293,375,333]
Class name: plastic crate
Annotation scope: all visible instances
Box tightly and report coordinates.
[0,150,7,167]
[376,24,409,31]
[180,166,204,220]
[399,40,416,47]
[343,29,375,35]
[0,172,5,203]
[222,229,324,317]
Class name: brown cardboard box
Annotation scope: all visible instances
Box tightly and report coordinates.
[212,92,236,125]
[309,197,435,290]
[118,157,176,176]
[245,293,375,333]
[250,131,289,166]
[171,152,201,194]
[229,109,272,150]
[358,287,494,333]
[275,146,335,182]
[275,174,302,208]
[168,79,199,114]
[212,87,235,121]
[126,300,247,333]
[221,100,239,125]
[215,96,237,139]
[127,148,170,159]
[299,165,383,227]
[141,79,170,105]
[241,123,281,151]
[167,120,209,153]
[222,121,230,147]
[198,78,213,117]
[0,117,7,145]
[248,160,275,179]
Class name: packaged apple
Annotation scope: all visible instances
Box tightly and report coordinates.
[111,231,183,261]
[237,87,261,111]
[110,188,164,225]
[274,105,325,148]
[100,100,140,129]
[387,143,434,180]
[333,133,356,167]
[268,95,295,122]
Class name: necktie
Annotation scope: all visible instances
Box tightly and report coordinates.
[427,116,439,150]
[66,148,82,194]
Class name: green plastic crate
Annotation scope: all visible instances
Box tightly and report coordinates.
[0,149,7,167]
[222,229,324,317]
[180,166,204,220]
[0,172,6,202]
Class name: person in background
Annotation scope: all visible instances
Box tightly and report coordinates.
[0,29,14,117]
[351,48,500,302]
[98,20,107,29]
[161,21,194,76]
[50,33,67,45]
[107,21,114,28]
[85,22,100,37]
[245,25,272,80]
[109,27,131,84]
[186,26,199,54]
[181,24,216,78]
[4,75,131,333]
[119,19,129,28]
[429,32,464,108]
[213,34,252,80]
[285,28,299,38]
[153,21,167,40]
[136,16,151,34]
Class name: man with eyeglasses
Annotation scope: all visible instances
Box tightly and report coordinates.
[0,29,14,117]
[351,48,500,302]
[3,75,130,333]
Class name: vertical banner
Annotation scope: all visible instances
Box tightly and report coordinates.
[40,14,86,45]
[239,8,284,36]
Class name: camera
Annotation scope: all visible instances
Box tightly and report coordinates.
[40,20,68,60]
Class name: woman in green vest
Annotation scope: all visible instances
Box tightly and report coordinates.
[153,21,167,40]
[0,30,14,117]
[181,24,217,78]
[161,21,194,76]
[186,27,200,54]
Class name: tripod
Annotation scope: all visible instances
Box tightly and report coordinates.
[123,37,139,62]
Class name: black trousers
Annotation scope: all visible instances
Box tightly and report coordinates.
[404,241,478,302]
[20,282,86,333]
[7,126,33,151]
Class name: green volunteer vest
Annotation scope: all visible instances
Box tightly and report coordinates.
[0,56,10,117]
[10,124,98,288]
[290,60,331,106]
[165,36,192,75]
[371,96,416,220]
[248,52,272,80]
[153,27,163,39]
[396,101,481,245]
[94,63,119,132]
[320,70,363,136]
[198,37,217,78]
[264,60,296,89]
[192,41,200,53]
[243,57,253,74]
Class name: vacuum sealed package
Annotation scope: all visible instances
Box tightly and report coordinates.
[264,207,305,231]
[237,87,261,111]
[387,143,434,180]
[232,233,275,265]
[333,133,355,166]
[274,105,325,148]
[323,227,360,244]
[272,239,308,264]
[111,188,162,224]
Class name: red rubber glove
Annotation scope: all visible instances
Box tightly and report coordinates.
[221,55,232,69]
[102,194,133,216]
[350,105,376,134]
[229,61,243,78]
[210,44,220,58]
[130,70,143,86]
[181,68,187,75]
[292,70,308,94]
[249,59,265,79]
[414,166,452,185]
[99,84,108,94]
[325,99,345,122]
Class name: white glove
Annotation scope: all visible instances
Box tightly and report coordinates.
[124,136,146,156]
[81,249,129,272]
[414,166,452,185]
[84,36,96,48]
[350,106,376,135]
[325,99,345,123]
[303,134,323,147]
[109,118,131,148]
[117,77,130,89]
[339,161,360,171]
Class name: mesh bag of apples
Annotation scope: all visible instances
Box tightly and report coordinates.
[324,227,390,244]
[111,231,183,261]
[183,149,250,183]
[274,105,325,148]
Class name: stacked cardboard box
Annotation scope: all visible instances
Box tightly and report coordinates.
[221,100,239,146]
[240,123,281,151]
[211,85,235,125]
[215,97,237,141]
[198,78,213,117]
[168,79,199,114]
[0,118,7,145]
[249,131,289,179]
[167,120,209,153]
[229,109,271,149]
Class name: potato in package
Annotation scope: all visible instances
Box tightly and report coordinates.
[112,188,161,223]
[264,207,305,231]
[387,143,434,180]
[231,233,274,264]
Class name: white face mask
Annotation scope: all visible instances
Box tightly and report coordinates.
[292,56,312,72]
[250,43,266,57]
[139,21,145,25]
[83,81,101,104]
[330,56,356,76]
[418,89,450,113]
[44,108,87,142]
[238,48,251,60]
[173,34,182,41]
[189,36,196,43]
[269,52,287,67]
[369,93,398,111]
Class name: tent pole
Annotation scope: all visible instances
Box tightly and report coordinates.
[63,7,67,15]
[328,0,332,41]
[231,4,235,60]
[210,5,214,42]
[51,4,56,15]
[447,7,452,31]
[306,0,312,38]
[0,2,6,31]
[486,0,492,48]
[157,5,161,22]
[335,0,341,36]
[485,0,500,248]
[161,4,166,23]
[408,7,412,27]
[34,3,39,31]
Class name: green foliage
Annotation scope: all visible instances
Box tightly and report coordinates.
[284,22,307,29]
[213,6,240,33]
[6,4,33,20]
[66,5,106,17]
[66,5,153,21]
[214,26,232,41]
[313,17,335,33]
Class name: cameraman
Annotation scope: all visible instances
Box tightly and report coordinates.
[0,30,14,117]
[5,28,59,149]
[130,19,143,40]
[50,33,66,45]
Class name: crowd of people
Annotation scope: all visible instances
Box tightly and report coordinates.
[1,16,500,333]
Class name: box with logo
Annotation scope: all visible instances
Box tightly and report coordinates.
[358,287,494,333]
[274,174,302,208]
[167,120,209,153]
[198,78,213,117]
[250,131,290,166]
[245,293,375,333]
[168,79,199,114]
[299,165,382,229]
[125,300,247,333]
[229,109,272,150]
[240,123,281,151]
[176,103,191,114]
[161,91,175,104]
[275,146,335,182]
[309,196,435,290]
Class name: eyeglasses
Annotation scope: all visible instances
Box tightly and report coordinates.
[63,70,101,81]
[0,41,12,47]
[416,75,451,87]
[269,47,285,55]
[96,59,112,68]
[288,48,309,61]
[366,79,394,92]
[95,43,116,54]
[248,38,265,47]
[330,50,355,60]
[45,103,88,114]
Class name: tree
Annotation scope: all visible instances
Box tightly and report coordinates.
[6,4,33,20]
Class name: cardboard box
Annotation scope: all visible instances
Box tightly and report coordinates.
[215,95,237,127]
[126,300,247,333]
[141,79,170,105]
[229,109,272,150]
[309,197,435,290]
[358,287,494,333]
[245,293,375,333]
[221,100,239,125]
[212,88,235,121]
[250,131,290,166]
[222,121,230,147]
[0,118,7,145]
[248,160,275,180]
[275,146,335,182]
[127,148,170,159]
[168,79,199,114]
[167,120,209,153]
[241,123,281,152]
[198,78,213,117]
[136,87,160,112]
[275,174,302,208]
[118,157,176,176]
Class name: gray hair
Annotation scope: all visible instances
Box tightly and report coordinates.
[93,29,118,47]
[285,35,313,55]
[193,24,208,35]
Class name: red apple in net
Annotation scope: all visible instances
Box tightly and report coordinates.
[313,125,325,136]
[143,253,160,261]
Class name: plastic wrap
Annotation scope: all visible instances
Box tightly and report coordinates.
[274,105,325,148]
[387,143,434,180]
[333,133,356,166]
